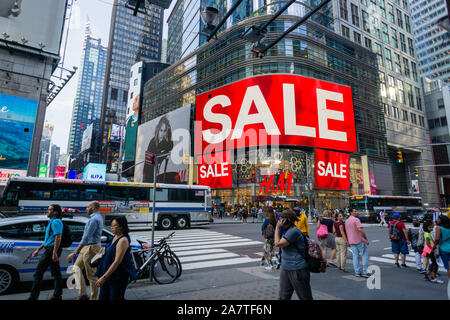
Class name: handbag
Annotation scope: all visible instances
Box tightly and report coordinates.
[90,249,105,268]
[316,224,329,239]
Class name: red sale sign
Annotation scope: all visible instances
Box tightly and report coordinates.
[197,151,232,189]
[195,74,356,155]
[315,149,350,190]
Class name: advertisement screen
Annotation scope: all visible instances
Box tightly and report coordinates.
[82,163,106,181]
[55,166,66,178]
[0,0,67,55]
[197,151,232,189]
[0,94,38,171]
[195,74,356,155]
[315,148,350,190]
[0,168,26,186]
[135,105,191,184]
[109,124,124,143]
[81,123,93,153]
[38,165,48,177]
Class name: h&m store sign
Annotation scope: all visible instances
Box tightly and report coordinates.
[194,74,355,190]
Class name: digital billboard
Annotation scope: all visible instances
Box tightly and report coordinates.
[135,105,191,184]
[0,94,38,171]
[0,168,26,186]
[0,0,67,55]
[81,123,93,153]
[82,163,106,181]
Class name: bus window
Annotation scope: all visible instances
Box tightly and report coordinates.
[149,188,168,201]
[52,184,80,201]
[129,187,148,201]
[80,186,104,201]
[22,183,53,200]
[2,189,19,206]
[169,189,188,201]
[189,189,205,202]
[104,187,129,201]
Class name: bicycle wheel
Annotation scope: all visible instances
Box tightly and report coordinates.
[163,249,182,279]
[151,253,180,284]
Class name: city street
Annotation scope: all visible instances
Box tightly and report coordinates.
[1,218,448,300]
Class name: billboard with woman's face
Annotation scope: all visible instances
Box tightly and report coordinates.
[0,94,38,171]
[134,105,191,184]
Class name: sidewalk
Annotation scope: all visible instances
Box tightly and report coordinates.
[211,216,263,224]
[0,264,339,301]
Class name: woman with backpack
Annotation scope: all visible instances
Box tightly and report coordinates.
[434,215,450,279]
[317,210,337,267]
[261,209,277,270]
[274,209,313,300]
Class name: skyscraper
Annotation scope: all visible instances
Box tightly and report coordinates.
[67,19,107,158]
[99,0,164,172]
[332,0,439,205]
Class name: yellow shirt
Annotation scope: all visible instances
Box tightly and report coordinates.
[295,214,309,236]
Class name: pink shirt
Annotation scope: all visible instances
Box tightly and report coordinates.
[345,216,365,245]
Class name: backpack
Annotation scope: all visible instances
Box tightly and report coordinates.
[417,229,425,249]
[389,221,402,241]
[295,232,327,273]
[61,222,73,248]
[263,223,275,239]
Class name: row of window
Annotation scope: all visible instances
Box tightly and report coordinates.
[383,104,426,127]
[428,116,448,129]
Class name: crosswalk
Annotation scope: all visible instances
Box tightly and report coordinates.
[369,250,447,272]
[131,230,263,272]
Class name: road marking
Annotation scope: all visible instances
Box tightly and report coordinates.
[173,241,263,252]
[369,257,446,272]
[180,252,239,263]
[175,249,228,257]
[372,240,380,243]
[183,257,261,270]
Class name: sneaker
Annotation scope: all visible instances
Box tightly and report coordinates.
[430,278,444,284]
[355,273,362,277]
[361,273,371,278]
[420,269,427,274]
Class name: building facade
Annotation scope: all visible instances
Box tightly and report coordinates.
[67,21,107,158]
[332,0,439,206]
[99,0,164,172]
[139,11,392,213]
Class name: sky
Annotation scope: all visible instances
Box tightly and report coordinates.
[45,0,174,154]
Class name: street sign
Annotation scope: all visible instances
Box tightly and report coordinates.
[145,151,155,165]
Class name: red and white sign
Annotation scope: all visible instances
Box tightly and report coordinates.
[195,74,356,155]
[315,149,350,190]
[55,167,66,178]
[197,151,232,189]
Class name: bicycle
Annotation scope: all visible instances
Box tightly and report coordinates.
[131,232,182,284]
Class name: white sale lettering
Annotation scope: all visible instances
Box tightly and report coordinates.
[317,161,347,178]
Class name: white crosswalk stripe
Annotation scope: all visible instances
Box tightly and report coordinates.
[369,252,447,272]
[131,229,263,271]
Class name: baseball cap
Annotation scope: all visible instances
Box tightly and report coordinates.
[393,212,400,218]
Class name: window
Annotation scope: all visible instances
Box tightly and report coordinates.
[22,183,52,200]
[342,25,350,38]
[434,118,441,127]
[411,113,417,125]
[405,15,411,33]
[394,53,401,74]
[384,48,393,71]
[419,116,425,127]
[408,38,415,56]
[339,0,348,20]
[111,88,118,100]
[429,119,435,129]
[79,186,104,201]
[397,79,405,104]
[397,9,403,28]
[403,58,410,77]
[362,10,370,32]
[149,188,168,201]
[129,187,148,201]
[411,62,418,81]
[351,4,360,27]
[52,184,80,201]
[375,42,383,66]
[442,117,448,127]
[388,4,395,23]
[65,222,86,242]
[391,28,398,48]
[0,222,47,241]
[402,110,409,121]
[354,31,362,44]
[364,37,372,50]
[438,98,445,109]
[381,22,389,43]
[361,0,367,5]
[402,0,408,9]
[400,33,407,53]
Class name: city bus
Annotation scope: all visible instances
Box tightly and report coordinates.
[0,177,212,230]
[349,195,423,222]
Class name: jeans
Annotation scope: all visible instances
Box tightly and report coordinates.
[99,277,129,300]
[350,242,369,275]
[29,247,63,300]
[279,268,313,300]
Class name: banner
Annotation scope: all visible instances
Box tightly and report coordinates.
[197,151,232,189]
[315,148,350,190]
[38,165,47,178]
[0,168,26,185]
[195,74,356,155]
[55,166,65,178]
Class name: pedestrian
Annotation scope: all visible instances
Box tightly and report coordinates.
[66,201,104,300]
[95,216,138,300]
[345,208,370,278]
[251,206,256,223]
[422,221,444,284]
[242,207,248,223]
[334,212,349,272]
[387,212,410,268]
[294,207,310,237]
[408,220,423,271]
[434,215,450,279]
[261,209,277,270]
[28,204,64,300]
[274,209,313,300]
[379,210,387,227]
[316,210,337,267]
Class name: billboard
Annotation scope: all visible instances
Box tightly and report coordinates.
[195,74,356,155]
[0,0,67,55]
[0,168,26,186]
[135,105,191,184]
[197,151,232,189]
[81,123,93,153]
[38,165,47,177]
[55,166,66,178]
[0,94,38,171]
[314,149,350,190]
[82,163,106,181]
[123,62,143,163]
[109,124,124,143]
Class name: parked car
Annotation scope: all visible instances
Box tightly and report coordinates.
[0,215,148,294]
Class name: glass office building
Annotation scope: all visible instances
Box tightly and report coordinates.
[141,11,390,212]
[99,0,163,171]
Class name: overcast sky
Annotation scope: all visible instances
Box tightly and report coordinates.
[45,0,173,154]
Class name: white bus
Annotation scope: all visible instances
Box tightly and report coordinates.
[0,177,212,230]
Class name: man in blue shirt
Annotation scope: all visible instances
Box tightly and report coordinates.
[67,201,104,300]
[28,204,64,300]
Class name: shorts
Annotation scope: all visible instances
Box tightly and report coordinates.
[391,239,409,255]
[319,234,336,249]
[440,249,450,271]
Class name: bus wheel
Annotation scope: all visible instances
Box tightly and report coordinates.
[175,216,189,229]
[159,216,174,230]
[0,265,18,295]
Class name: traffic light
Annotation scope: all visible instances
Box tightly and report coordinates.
[396,151,403,163]
[414,168,419,177]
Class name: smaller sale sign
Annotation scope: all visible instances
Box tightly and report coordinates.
[315,148,350,190]
[197,151,232,189]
